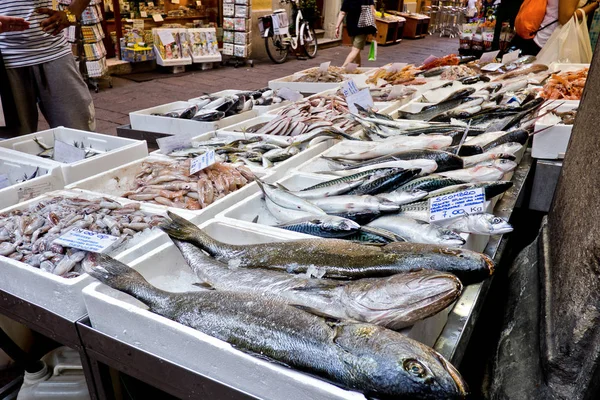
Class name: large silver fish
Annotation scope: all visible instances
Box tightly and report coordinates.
[159,212,494,283]
[84,253,469,399]
[367,216,465,246]
[172,239,462,329]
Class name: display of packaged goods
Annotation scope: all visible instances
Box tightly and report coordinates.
[82,42,107,61]
[223,43,234,56]
[235,0,252,4]
[223,4,235,16]
[234,31,251,45]
[86,57,108,77]
[0,189,198,321]
[235,5,250,18]
[234,44,251,58]
[120,45,156,63]
[223,30,234,43]
[233,17,251,32]
[153,29,192,65]
[223,0,235,3]
[188,28,221,62]
[0,127,148,185]
[223,17,235,30]
[80,4,102,24]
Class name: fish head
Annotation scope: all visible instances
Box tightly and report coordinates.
[375,197,401,212]
[440,229,466,246]
[491,159,518,172]
[337,323,468,398]
[320,216,361,233]
[341,270,462,329]
[471,215,513,235]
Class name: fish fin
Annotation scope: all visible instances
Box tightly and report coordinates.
[192,282,216,290]
[275,182,291,192]
[159,211,202,241]
[290,304,343,323]
[252,215,259,224]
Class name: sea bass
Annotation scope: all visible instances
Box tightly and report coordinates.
[172,239,463,329]
[160,212,494,282]
[84,253,468,399]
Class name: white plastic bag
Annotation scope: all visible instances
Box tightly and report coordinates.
[537,9,593,65]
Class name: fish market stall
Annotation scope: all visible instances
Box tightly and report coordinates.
[0,127,148,185]
[189,88,303,116]
[268,66,374,94]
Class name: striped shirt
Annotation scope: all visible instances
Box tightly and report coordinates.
[0,0,71,69]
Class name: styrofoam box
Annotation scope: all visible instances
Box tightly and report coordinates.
[66,155,268,220]
[548,62,590,72]
[0,189,198,321]
[129,101,258,136]
[267,67,373,94]
[82,218,447,400]
[532,102,579,159]
[150,130,333,183]
[0,148,64,210]
[0,127,148,185]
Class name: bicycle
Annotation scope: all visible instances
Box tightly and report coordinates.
[259,0,318,64]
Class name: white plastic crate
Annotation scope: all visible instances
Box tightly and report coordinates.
[0,127,148,185]
[66,155,267,220]
[0,149,64,209]
[129,101,258,136]
[0,189,198,321]
[532,101,579,159]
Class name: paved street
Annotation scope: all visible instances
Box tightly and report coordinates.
[41,36,457,135]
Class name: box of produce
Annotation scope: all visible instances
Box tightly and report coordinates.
[0,149,64,209]
[129,100,258,136]
[0,189,197,321]
[66,155,264,219]
[82,217,468,400]
[0,127,148,185]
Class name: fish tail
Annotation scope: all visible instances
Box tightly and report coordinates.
[160,211,227,257]
[83,253,169,307]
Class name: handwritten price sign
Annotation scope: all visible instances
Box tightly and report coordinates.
[190,150,216,175]
[429,188,486,223]
[53,228,119,253]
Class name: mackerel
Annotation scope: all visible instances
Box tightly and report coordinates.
[301,168,396,190]
[280,180,365,200]
[347,168,421,195]
[333,150,464,173]
[312,195,400,213]
[395,175,468,193]
[423,181,513,201]
[438,214,513,235]
[274,216,360,238]
[438,166,506,182]
[376,189,428,205]
[367,216,465,246]
[256,180,326,216]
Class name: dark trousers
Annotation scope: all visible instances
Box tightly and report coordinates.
[511,35,542,56]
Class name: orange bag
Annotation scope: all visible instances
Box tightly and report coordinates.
[515,0,549,39]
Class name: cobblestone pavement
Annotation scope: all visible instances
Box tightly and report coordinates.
[41,36,457,135]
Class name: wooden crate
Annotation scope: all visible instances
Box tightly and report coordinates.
[374,18,399,45]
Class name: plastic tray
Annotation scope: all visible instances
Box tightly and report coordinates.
[129,101,258,136]
[65,155,268,220]
[532,101,579,159]
[0,149,65,210]
[0,189,198,321]
[189,90,295,116]
[0,127,148,185]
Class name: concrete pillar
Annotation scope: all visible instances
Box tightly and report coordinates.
[322,0,341,39]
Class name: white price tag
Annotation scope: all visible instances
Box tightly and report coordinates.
[277,87,303,102]
[140,11,148,18]
[481,62,504,72]
[152,13,164,22]
[17,182,53,202]
[157,30,174,44]
[172,0,180,4]
[133,19,145,29]
[388,62,407,72]
[428,188,485,223]
[340,79,360,97]
[190,150,216,175]
[319,61,331,72]
[346,88,374,114]
[196,1,202,5]
[502,50,519,64]
[53,140,86,163]
[148,1,155,6]
[157,132,193,155]
[345,63,358,73]
[0,174,10,189]
[376,78,388,87]
[479,50,500,63]
[54,228,119,253]
[422,55,437,65]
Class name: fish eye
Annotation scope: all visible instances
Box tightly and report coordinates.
[492,218,502,224]
[403,359,427,378]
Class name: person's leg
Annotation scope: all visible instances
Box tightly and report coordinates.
[35,55,96,131]
[0,67,39,138]
[354,51,362,67]
[343,35,366,67]
[343,46,361,67]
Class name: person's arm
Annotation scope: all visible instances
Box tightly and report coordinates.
[335,11,346,37]
[559,0,599,24]
[0,16,30,33]
[37,0,92,36]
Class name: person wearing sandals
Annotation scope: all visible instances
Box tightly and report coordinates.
[335,0,377,67]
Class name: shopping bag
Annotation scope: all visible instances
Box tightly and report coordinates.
[537,9,592,64]
[368,40,377,61]
[358,5,376,29]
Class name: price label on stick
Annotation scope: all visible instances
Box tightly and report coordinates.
[157,132,193,155]
[319,61,331,72]
[340,79,360,97]
[345,63,358,73]
[54,140,86,163]
[152,13,164,22]
[429,188,486,223]
[502,50,519,64]
[388,62,407,72]
[346,88,374,114]
[190,150,216,175]
[54,228,119,253]
[480,50,500,63]
[481,62,503,72]
[277,87,303,102]
[157,29,174,44]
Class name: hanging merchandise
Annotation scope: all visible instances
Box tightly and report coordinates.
[368,40,377,61]
[222,0,253,64]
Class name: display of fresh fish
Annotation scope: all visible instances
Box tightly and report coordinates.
[84,253,469,399]
[346,226,405,243]
[395,175,468,193]
[438,166,505,182]
[367,216,465,246]
[256,180,326,216]
[279,180,365,200]
[159,212,494,282]
[274,216,360,238]
[473,159,518,173]
[330,150,464,173]
[345,168,422,195]
[325,137,454,161]
[462,152,516,167]
[324,160,436,176]
[423,181,513,201]
[438,214,513,235]
[312,195,400,213]
[376,188,429,205]
[492,64,549,81]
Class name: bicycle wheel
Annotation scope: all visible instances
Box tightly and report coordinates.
[265,34,289,64]
[302,25,318,58]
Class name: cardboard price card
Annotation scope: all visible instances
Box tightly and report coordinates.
[54,228,119,253]
[190,150,216,175]
[429,188,486,222]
